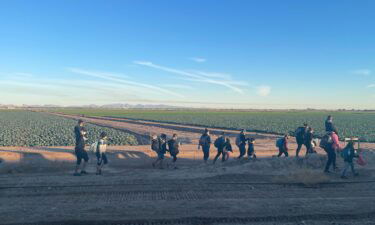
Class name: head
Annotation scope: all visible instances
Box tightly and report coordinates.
[221,132,225,137]
[152,134,157,140]
[100,132,108,140]
[204,128,209,135]
[249,138,255,143]
[241,129,246,134]
[346,141,354,148]
[284,134,289,139]
[327,115,333,121]
[161,134,167,139]
[303,123,308,127]
[226,138,231,143]
[78,119,84,126]
[172,133,178,140]
[308,127,314,133]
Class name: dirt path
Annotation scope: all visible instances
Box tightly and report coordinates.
[1,144,375,225]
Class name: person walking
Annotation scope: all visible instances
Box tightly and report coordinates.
[324,131,340,173]
[74,119,89,176]
[304,127,315,156]
[236,129,247,160]
[247,138,256,159]
[167,134,180,169]
[198,128,212,163]
[152,134,167,169]
[341,140,359,179]
[213,132,226,164]
[277,134,289,157]
[95,132,108,175]
[295,123,308,157]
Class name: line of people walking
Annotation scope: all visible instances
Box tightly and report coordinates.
[73,115,364,179]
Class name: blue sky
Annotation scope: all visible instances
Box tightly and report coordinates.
[0,0,375,109]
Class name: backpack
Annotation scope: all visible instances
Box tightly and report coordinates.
[340,146,350,159]
[276,138,284,148]
[151,139,159,152]
[89,141,99,153]
[295,127,306,138]
[214,137,224,149]
[235,135,241,146]
[319,134,333,149]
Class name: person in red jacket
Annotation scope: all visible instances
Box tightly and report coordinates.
[324,131,340,173]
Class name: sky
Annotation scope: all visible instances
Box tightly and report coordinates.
[0,0,375,109]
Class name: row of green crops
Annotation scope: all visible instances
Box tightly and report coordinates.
[0,111,138,147]
[54,109,375,142]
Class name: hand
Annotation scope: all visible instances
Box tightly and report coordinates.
[197,145,200,150]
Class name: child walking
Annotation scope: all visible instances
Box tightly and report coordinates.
[96,132,108,175]
[247,138,256,159]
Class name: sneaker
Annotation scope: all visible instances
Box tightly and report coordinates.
[354,172,359,176]
[152,162,156,168]
[81,171,88,175]
[341,176,348,179]
[324,170,330,174]
[73,172,81,176]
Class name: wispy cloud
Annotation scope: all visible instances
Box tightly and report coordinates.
[133,61,246,94]
[352,69,371,76]
[67,67,184,98]
[161,84,194,90]
[367,84,375,88]
[189,57,206,63]
[256,85,271,97]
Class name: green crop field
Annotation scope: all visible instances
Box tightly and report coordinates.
[0,111,137,147]
[54,109,375,142]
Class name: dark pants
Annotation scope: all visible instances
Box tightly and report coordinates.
[278,147,288,157]
[247,147,256,158]
[213,150,225,163]
[75,148,89,165]
[202,146,210,161]
[324,148,337,172]
[171,154,177,162]
[96,152,108,165]
[238,144,246,159]
[305,142,313,155]
[295,138,305,157]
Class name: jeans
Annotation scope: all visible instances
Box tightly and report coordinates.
[213,150,225,163]
[295,139,305,157]
[202,146,210,161]
[324,148,337,171]
[238,144,246,159]
[342,161,356,177]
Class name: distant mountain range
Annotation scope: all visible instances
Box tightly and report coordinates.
[0,103,181,109]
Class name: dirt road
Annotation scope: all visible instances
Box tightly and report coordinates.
[1,113,375,225]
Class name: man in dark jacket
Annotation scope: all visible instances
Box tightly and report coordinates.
[213,132,226,164]
[152,134,167,169]
[74,119,89,176]
[198,128,212,163]
[295,123,308,157]
[168,134,180,169]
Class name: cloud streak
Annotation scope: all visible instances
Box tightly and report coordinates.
[133,61,246,94]
[367,84,375,88]
[67,67,184,98]
[189,57,206,63]
[352,69,371,76]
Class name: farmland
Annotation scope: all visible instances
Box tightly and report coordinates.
[0,110,137,146]
[54,109,375,142]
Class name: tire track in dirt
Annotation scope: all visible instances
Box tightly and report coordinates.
[5,212,375,225]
